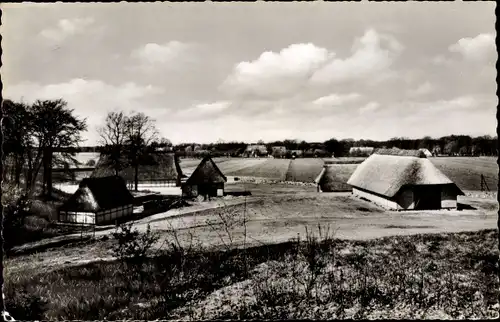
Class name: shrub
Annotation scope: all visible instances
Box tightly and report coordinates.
[112,222,160,263]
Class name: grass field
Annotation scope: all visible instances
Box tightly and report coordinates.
[429,157,497,191]
[222,159,291,181]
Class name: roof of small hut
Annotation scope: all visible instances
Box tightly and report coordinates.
[347,153,464,198]
[91,152,185,181]
[59,176,134,212]
[185,156,227,185]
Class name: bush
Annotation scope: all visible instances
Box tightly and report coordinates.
[112,222,160,263]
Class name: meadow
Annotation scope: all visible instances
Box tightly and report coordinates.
[179,156,498,192]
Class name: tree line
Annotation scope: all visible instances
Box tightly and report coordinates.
[2,99,173,196]
[171,135,497,158]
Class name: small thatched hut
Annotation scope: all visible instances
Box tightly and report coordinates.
[91,152,185,187]
[58,176,134,225]
[314,165,352,192]
[419,148,433,157]
[182,156,227,199]
[347,149,464,210]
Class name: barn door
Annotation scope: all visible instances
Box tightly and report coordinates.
[415,186,441,210]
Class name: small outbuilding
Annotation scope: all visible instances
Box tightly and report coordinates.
[419,148,433,157]
[182,156,227,199]
[314,165,352,192]
[58,176,135,225]
[347,149,464,210]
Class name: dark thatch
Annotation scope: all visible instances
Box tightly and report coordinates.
[60,176,134,212]
[374,148,426,158]
[347,154,464,198]
[185,156,227,185]
[91,152,185,183]
[315,165,353,192]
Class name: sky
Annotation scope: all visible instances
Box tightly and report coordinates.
[1,2,497,145]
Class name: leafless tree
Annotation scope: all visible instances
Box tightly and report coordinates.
[98,111,129,176]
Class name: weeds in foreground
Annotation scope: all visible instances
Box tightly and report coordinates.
[4,228,498,320]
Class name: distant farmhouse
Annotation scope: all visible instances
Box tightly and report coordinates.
[347,148,464,210]
[244,144,268,158]
[182,156,227,199]
[290,150,304,158]
[271,146,287,158]
[349,147,374,157]
[91,152,185,187]
[59,176,134,225]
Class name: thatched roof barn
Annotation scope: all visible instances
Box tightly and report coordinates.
[347,150,464,210]
[182,156,227,199]
[59,176,134,225]
[314,165,353,192]
[91,152,185,187]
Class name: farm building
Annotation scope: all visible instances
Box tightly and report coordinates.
[314,165,352,192]
[244,145,268,157]
[347,149,464,210]
[272,146,287,158]
[349,147,374,157]
[419,148,433,157]
[182,156,227,199]
[58,176,134,225]
[290,150,304,158]
[91,152,185,188]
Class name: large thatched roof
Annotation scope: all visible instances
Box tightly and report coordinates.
[91,152,185,182]
[347,154,464,198]
[60,176,134,212]
[185,156,227,185]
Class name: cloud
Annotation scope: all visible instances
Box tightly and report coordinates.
[408,81,435,97]
[173,101,232,121]
[310,29,404,84]
[312,93,361,107]
[131,41,192,64]
[449,33,496,62]
[3,79,165,143]
[359,101,380,114]
[220,43,332,99]
[39,17,95,43]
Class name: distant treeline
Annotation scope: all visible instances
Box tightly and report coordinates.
[61,134,498,158]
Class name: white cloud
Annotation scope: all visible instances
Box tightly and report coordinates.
[359,101,380,114]
[3,79,164,143]
[220,43,332,99]
[131,41,191,64]
[311,29,404,84]
[312,93,361,107]
[408,82,435,97]
[449,33,496,62]
[39,17,95,43]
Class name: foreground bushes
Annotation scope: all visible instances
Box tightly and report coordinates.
[4,228,499,320]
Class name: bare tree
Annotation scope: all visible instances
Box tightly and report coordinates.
[125,113,159,191]
[98,111,129,176]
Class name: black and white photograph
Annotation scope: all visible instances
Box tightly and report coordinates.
[0,1,498,320]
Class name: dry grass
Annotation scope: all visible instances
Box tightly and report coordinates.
[4,228,498,320]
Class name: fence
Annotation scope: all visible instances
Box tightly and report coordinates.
[126,179,178,189]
